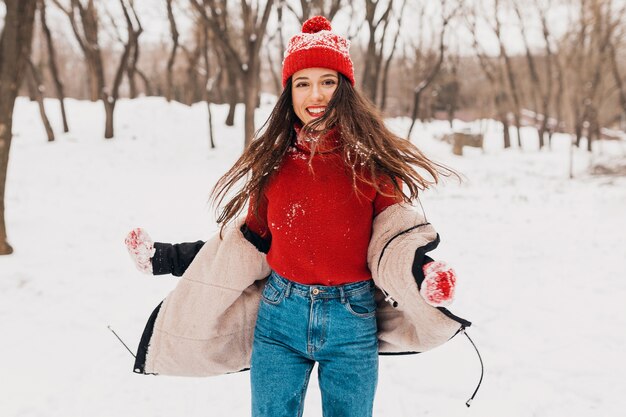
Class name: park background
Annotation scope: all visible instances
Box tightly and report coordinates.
[1,1,625,416]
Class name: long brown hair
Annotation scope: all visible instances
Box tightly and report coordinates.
[210,74,457,237]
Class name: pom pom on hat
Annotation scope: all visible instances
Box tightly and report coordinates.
[302,15,332,33]
[282,16,354,87]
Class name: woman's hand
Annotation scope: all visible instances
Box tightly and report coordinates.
[420,261,457,307]
[125,227,156,274]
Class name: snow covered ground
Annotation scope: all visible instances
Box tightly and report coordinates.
[1,97,625,417]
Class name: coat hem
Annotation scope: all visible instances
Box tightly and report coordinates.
[134,301,163,374]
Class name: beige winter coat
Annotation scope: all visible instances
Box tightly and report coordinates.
[134,203,470,376]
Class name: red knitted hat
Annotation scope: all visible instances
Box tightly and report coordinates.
[282,16,354,87]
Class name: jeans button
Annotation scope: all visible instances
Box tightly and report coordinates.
[312,288,320,295]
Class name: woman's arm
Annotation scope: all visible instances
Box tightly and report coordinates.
[151,240,206,276]
[125,228,205,277]
[125,223,270,277]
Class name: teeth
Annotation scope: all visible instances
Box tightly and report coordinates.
[308,108,325,114]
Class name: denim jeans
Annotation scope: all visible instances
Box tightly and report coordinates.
[250,270,379,417]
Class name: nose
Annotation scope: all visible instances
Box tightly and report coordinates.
[311,84,323,101]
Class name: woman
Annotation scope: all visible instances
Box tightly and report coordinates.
[126,16,472,417]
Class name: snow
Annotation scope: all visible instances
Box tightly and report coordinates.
[1,97,625,417]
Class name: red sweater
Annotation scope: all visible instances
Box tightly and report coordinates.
[246,128,402,285]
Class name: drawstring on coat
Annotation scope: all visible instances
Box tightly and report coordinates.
[108,325,136,359]
[461,328,484,407]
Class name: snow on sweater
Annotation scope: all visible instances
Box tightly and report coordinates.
[245,126,402,285]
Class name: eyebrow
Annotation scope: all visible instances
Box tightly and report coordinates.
[293,74,339,81]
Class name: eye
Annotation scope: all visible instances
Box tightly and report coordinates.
[322,79,337,86]
[295,82,309,88]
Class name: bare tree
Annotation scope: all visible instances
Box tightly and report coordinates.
[534,0,563,146]
[200,22,216,149]
[608,37,626,130]
[180,27,203,105]
[466,4,512,148]
[0,0,38,255]
[561,0,588,149]
[190,1,243,126]
[123,0,144,98]
[191,0,275,147]
[513,0,554,148]
[52,0,102,102]
[441,52,460,128]
[407,0,458,139]
[284,0,343,23]
[380,0,407,113]
[39,0,70,132]
[491,0,522,148]
[102,0,138,137]
[26,59,55,141]
[53,0,136,138]
[180,12,220,147]
[361,0,394,104]
[165,0,180,102]
[264,29,283,95]
[560,0,624,151]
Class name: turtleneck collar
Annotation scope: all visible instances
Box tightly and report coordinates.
[293,123,342,154]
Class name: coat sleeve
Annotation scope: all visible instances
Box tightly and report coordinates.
[136,216,271,376]
[151,241,206,277]
[151,224,271,277]
[368,203,440,300]
[367,203,470,355]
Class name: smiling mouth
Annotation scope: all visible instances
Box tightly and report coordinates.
[306,107,326,118]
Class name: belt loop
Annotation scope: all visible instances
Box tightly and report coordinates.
[285,281,292,298]
[339,286,346,304]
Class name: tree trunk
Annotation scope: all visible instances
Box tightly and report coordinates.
[574,122,583,148]
[102,0,135,138]
[166,0,179,102]
[40,0,69,132]
[26,60,55,142]
[104,99,115,139]
[243,65,259,148]
[123,0,143,99]
[499,113,511,149]
[87,59,100,102]
[200,20,216,149]
[494,90,511,148]
[127,41,139,98]
[491,0,525,149]
[379,0,406,113]
[225,63,238,126]
[406,89,423,140]
[207,100,215,149]
[136,68,153,96]
[189,0,274,143]
[537,121,548,149]
[361,26,378,103]
[183,42,202,105]
[361,0,394,104]
[0,0,38,255]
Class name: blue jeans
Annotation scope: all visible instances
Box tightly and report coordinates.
[250,270,379,417]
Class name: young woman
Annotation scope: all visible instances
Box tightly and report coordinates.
[126,16,472,417]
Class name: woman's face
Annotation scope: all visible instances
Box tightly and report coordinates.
[291,67,338,128]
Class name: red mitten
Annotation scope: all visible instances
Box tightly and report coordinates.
[420,261,457,307]
[125,227,155,274]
